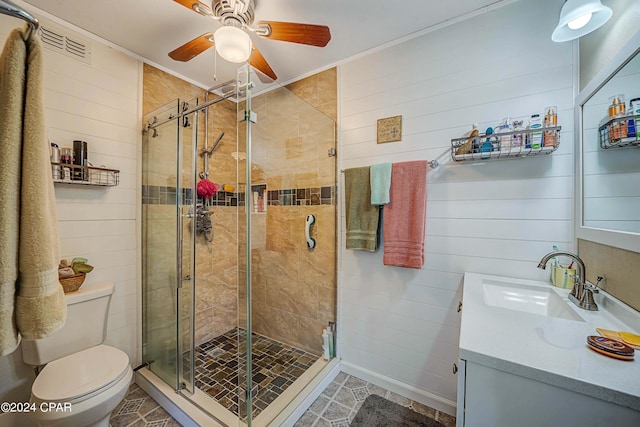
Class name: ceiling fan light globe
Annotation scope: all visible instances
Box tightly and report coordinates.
[214,26,252,63]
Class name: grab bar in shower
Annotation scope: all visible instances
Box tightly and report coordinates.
[305,214,316,249]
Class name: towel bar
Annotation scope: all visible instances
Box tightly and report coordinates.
[340,159,438,173]
[0,0,39,39]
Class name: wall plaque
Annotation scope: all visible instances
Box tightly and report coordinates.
[377,115,402,144]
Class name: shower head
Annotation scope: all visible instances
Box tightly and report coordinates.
[203,132,225,155]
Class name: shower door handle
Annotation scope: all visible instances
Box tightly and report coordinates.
[305,214,316,249]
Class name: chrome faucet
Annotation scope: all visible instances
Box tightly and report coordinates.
[537,251,598,311]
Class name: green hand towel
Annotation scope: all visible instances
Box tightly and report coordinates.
[370,163,392,205]
[345,167,379,251]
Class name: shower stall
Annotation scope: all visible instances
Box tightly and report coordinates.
[140,66,337,426]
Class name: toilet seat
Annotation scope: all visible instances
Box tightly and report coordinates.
[32,345,130,404]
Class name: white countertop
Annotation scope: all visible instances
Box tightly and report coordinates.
[459,272,640,411]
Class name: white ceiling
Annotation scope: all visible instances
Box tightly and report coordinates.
[21,0,509,89]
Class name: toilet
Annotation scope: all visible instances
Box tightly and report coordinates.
[21,282,133,427]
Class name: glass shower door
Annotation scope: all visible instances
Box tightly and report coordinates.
[240,67,338,425]
[142,98,197,394]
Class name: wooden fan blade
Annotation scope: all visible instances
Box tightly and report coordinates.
[173,0,213,16]
[256,21,331,47]
[169,33,214,62]
[249,46,277,82]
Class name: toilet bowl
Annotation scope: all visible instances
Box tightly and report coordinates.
[29,345,133,427]
[21,282,132,427]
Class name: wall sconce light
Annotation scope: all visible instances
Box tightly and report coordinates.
[552,0,613,42]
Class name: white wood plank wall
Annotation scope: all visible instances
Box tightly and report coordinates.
[338,0,575,408]
[0,12,141,401]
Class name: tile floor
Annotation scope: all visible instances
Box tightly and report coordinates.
[109,383,180,427]
[293,372,456,427]
[194,328,319,419]
[113,371,455,427]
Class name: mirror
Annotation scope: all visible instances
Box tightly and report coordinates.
[577,31,640,253]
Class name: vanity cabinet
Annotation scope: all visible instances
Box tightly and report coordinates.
[457,273,640,427]
[456,359,640,427]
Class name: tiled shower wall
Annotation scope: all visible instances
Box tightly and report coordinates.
[240,69,338,355]
[142,64,238,346]
[142,65,337,356]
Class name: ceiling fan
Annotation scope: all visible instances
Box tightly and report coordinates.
[169,0,331,82]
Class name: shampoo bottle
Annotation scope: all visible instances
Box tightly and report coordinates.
[529,114,542,149]
[496,118,512,152]
[627,102,637,139]
[511,120,524,153]
[322,329,330,361]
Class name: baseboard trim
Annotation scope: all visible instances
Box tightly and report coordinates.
[341,361,457,416]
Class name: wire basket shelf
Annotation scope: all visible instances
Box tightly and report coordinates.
[598,115,640,149]
[451,126,561,163]
[51,163,119,187]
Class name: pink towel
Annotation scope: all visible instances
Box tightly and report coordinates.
[383,161,427,269]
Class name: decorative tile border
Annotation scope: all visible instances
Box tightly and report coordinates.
[142,184,336,207]
[267,186,335,206]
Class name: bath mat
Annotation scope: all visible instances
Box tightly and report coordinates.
[350,394,445,427]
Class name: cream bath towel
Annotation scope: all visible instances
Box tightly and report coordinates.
[0,26,66,356]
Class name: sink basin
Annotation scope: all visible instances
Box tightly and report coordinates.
[482,280,584,322]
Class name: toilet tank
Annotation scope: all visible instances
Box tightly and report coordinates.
[21,282,115,366]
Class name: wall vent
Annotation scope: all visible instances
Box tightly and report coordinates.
[38,21,92,65]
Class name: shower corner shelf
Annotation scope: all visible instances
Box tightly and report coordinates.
[450,126,561,163]
[51,163,120,187]
[598,115,640,149]
[250,183,267,213]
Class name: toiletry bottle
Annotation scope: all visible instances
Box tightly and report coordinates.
[72,140,88,181]
[543,106,558,147]
[626,103,637,139]
[50,143,61,180]
[627,98,639,140]
[329,322,336,358]
[608,95,626,143]
[496,118,512,152]
[470,123,480,153]
[480,127,494,159]
[511,119,524,153]
[322,329,330,361]
[257,193,264,212]
[529,114,542,149]
[252,191,259,213]
[631,98,640,116]
[61,147,72,164]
